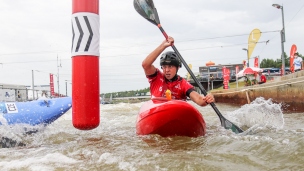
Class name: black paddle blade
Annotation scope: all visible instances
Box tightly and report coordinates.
[220,117,243,133]
[133,0,160,26]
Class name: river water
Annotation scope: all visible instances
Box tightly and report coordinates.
[0,97,303,171]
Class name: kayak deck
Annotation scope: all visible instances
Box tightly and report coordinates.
[136,98,206,137]
[0,97,72,125]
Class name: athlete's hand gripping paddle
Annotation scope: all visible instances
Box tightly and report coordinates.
[134,0,243,134]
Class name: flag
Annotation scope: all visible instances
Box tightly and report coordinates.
[187,64,192,81]
[235,65,239,74]
[50,73,55,96]
[248,29,261,60]
[290,44,297,73]
[222,67,230,89]
[254,57,259,68]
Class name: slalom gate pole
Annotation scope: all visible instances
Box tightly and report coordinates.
[71,0,100,130]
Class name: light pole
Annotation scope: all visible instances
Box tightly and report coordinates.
[65,80,71,97]
[242,48,249,67]
[32,70,35,100]
[32,70,43,100]
[57,55,62,96]
[207,67,210,91]
[65,80,67,96]
[272,4,286,75]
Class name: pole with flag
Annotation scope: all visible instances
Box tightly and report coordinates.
[290,44,297,73]
[254,56,259,68]
[248,29,261,67]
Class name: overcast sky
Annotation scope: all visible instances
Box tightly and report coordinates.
[0,0,303,95]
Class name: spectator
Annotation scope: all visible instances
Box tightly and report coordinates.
[258,71,266,84]
[294,52,303,72]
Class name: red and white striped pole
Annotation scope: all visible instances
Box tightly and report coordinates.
[71,0,100,130]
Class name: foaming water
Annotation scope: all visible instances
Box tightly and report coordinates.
[0,99,303,170]
[224,97,285,134]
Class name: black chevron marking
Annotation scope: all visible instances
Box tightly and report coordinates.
[75,17,83,52]
[83,16,93,51]
[71,21,75,52]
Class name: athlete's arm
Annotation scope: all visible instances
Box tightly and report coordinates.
[189,91,214,107]
[142,37,174,75]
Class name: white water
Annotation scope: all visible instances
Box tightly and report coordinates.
[0,98,303,170]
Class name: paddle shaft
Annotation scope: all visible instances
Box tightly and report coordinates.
[158,25,226,125]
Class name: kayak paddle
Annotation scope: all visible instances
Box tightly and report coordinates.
[133,0,243,134]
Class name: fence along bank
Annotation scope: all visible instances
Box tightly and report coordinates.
[187,64,244,91]
[211,70,304,113]
[0,83,51,102]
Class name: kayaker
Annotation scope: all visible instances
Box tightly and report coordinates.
[142,36,215,106]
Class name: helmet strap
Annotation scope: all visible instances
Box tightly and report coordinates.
[166,74,178,82]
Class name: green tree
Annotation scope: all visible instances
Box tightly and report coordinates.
[260,52,289,68]
[260,58,277,68]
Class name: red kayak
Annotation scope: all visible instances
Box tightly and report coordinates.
[136,97,206,137]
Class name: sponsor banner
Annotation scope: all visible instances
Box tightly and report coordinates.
[254,57,259,68]
[50,74,55,96]
[222,67,230,89]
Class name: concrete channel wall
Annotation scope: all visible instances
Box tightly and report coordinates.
[212,70,304,113]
